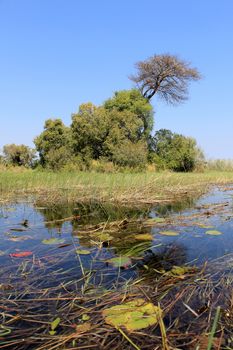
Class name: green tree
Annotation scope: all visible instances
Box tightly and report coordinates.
[3,144,36,167]
[34,119,73,170]
[152,129,204,172]
[104,89,153,138]
[71,103,109,160]
[71,98,147,167]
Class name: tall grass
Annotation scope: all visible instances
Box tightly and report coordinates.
[1,168,233,204]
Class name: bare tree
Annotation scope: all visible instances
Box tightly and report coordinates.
[130,54,201,103]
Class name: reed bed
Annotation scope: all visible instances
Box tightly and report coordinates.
[1,170,233,205]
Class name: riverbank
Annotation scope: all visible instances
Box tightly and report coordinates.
[1,169,233,205]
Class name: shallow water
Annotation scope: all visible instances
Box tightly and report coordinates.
[1,186,233,289]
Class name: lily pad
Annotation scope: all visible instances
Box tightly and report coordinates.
[134,234,153,241]
[107,256,131,268]
[205,230,223,236]
[159,230,179,236]
[9,235,32,242]
[145,217,165,225]
[197,223,214,229]
[95,232,113,241]
[102,298,162,332]
[42,238,65,245]
[76,249,91,255]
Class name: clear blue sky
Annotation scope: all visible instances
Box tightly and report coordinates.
[0,0,233,158]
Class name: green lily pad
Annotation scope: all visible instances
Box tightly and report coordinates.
[102,298,162,332]
[205,230,223,236]
[42,238,65,245]
[95,232,113,241]
[76,249,91,255]
[134,233,153,241]
[145,217,165,225]
[197,224,214,229]
[159,230,179,236]
[107,256,131,268]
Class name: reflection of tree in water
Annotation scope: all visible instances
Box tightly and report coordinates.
[35,202,149,230]
[152,196,196,217]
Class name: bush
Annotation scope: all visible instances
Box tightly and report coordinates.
[151,129,204,172]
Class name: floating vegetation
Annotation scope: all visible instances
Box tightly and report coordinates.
[205,230,223,235]
[42,238,66,244]
[134,233,153,240]
[0,186,233,349]
[159,230,180,236]
[107,256,132,268]
[76,249,91,255]
[9,251,33,258]
[102,299,162,331]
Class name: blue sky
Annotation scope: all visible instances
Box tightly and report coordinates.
[0,0,233,158]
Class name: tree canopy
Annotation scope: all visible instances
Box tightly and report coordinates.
[34,119,73,170]
[130,54,201,103]
[3,144,35,167]
[104,89,154,138]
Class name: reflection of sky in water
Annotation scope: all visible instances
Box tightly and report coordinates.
[151,187,233,264]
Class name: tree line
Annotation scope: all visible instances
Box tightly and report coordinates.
[1,54,203,172]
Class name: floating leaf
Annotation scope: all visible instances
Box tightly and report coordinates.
[205,230,223,236]
[102,298,162,332]
[42,238,65,245]
[76,249,91,255]
[10,251,33,258]
[8,235,32,242]
[107,256,131,268]
[159,231,179,236]
[95,232,113,241]
[145,217,165,225]
[197,224,214,229]
[134,234,153,241]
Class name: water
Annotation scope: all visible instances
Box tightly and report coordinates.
[1,186,233,349]
[0,186,233,291]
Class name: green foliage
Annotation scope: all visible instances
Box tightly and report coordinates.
[104,89,154,138]
[3,144,36,167]
[71,103,109,160]
[71,94,149,169]
[110,140,148,169]
[151,129,204,172]
[34,119,73,170]
[102,298,162,332]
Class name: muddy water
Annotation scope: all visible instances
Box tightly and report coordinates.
[1,186,233,289]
